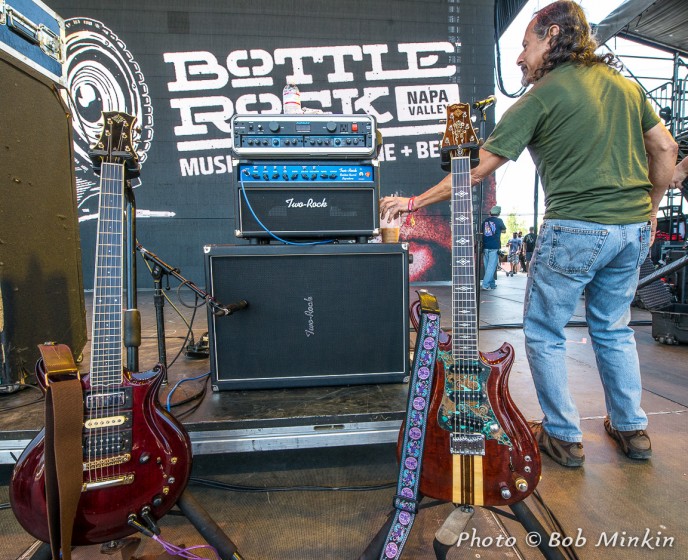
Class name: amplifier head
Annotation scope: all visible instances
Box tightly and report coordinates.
[230,114,377,159]
[237,186,379,239]
[235,161,380,240]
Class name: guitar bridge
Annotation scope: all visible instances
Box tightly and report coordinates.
[82,474,135,492]
[450,433,485,455]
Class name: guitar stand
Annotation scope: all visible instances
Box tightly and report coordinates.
[134,247,244,560]
[360,498,567,560]
[122,189,243,559]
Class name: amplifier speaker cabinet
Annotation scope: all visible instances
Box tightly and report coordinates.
[0,51,86,384]
[237,185,378,240]
[205,243,410,390]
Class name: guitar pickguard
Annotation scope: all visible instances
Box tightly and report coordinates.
[436,351,512,447]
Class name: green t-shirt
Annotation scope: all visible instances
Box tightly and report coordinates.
[483,62,660,224]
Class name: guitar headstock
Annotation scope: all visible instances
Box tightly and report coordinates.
[441,103,479,154]
[89,111,141,178]
[440,103,479,172]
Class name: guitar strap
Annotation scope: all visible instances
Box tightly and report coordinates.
[40,344,84,560]
[379,292,440,560]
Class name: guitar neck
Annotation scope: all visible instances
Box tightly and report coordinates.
[451,156,479,363]
[91,162,125,387]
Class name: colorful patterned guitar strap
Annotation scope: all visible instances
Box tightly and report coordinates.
[380,290,441,559]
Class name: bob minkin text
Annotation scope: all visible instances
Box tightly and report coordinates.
[458,527,674,550]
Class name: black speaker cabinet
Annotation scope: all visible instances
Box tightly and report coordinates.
[0,52,87,384]
[205,243,410,390]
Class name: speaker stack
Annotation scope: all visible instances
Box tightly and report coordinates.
[0,2,87,386]
[206,114,410,390]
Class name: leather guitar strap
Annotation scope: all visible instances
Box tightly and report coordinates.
[379,292,440,560]
[40,344,84,560]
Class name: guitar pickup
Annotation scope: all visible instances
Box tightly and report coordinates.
[84,412,131,430]
[83,430,132,457]
[85,387,132,410]
[450,433,485,455]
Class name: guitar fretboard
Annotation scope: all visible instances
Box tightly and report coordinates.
[451,156,479,363]
[91,162,124,388]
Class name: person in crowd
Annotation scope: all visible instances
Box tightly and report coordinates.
[517,231,528,271]
[506,232,522,276]
[481,205,507,290]
[379,0,677,467]
[522,226,537,272]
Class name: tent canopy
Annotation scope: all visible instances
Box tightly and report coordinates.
[497,0,688,56]
[588,0,688,56]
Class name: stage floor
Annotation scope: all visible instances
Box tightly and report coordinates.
[1,270,687,559]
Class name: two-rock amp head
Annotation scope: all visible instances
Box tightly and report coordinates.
[231,114,380,240]
[230,114,378,159]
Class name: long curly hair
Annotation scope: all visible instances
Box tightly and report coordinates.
[532,0,618,82]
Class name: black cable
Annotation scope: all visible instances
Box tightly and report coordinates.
[169,374,210,409]
[0,384,44,412]
[168,377,210,420]
[494,0,527,99]
[0,396,44,413]
[166,298,198,369]
[171,394,206,420]
[188,477,396,494]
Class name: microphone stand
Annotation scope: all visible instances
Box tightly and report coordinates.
[136,244,245,318]
[473,102,493,327]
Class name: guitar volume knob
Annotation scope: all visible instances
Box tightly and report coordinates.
[500,485,512,499]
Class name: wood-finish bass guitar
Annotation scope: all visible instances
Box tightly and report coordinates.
[10,112,192,545]
[407,103,541,506]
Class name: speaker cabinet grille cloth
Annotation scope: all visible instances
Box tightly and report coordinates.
[205,243,409,390]
[0,51,86,383]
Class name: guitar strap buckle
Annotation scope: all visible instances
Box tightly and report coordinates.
[39,343,80,386]
[392,494,419,515]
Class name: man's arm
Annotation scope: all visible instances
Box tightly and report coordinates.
[643,121,678,243]
[379,148,508,220]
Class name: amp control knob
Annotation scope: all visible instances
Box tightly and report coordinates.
[326,121,337,133]
[269,121,280,133]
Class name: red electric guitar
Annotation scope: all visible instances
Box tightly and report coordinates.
[406,103,540,506]
[10,112,192,544]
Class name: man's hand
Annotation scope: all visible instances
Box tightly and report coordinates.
[670,158,688,190]
[649,211,658,246]
[379,196,410,223]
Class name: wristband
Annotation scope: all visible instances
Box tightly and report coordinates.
[408,196,416,213]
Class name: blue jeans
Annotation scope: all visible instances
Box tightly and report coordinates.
[482,248,499,289]
[523,219,651,442]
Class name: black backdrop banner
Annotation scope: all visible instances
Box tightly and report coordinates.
[48,0,496,286]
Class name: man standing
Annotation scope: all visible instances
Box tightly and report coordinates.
[380,1,677,466]
[506,232,522,276]
[481,205,506,290]
[522,227,537,272]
